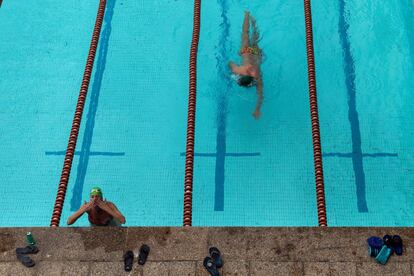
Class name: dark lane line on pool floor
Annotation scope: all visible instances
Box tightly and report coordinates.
[180,0,261,212]
[210,0,263,211]
[69,0,119,211]
[214,0,231,212]
[323,153,397,158]
[46,151,125,157]
[337,0,368,212]
[334,0,398,212]
[180,153,260,157]
[45,0,124,212]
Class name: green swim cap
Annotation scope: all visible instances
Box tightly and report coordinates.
[90,187,102,197]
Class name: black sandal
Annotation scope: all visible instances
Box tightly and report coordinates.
[17,254,35,268]
[209,247,223,268]
[123,250,134,272]
[16,245,39,255]
[203,256,219,276]
[392,235,403,256]
[383,235,394,254]
[138,244,150,265]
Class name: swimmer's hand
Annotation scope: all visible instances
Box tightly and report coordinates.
[95,198,112,213]
[81,201,93,212]
[93,197,105,207]
[253,109,261,119]
[95,197,105,207]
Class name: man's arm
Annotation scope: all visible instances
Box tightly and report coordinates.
[67,202,91,225]
[98,201,126,224]
[253,78,263,119]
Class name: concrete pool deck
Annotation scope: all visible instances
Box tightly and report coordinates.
[0,227,413,275]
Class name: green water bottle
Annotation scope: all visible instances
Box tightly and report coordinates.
[26,232,35,246]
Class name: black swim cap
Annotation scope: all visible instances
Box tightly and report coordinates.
[238,75,255,87]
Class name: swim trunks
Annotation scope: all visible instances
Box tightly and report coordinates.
[240,46,261,56]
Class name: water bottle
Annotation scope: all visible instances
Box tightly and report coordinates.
[26,232,36,246]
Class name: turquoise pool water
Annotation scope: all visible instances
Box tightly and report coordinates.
[0,0,413,226]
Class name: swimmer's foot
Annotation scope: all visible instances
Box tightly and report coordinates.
[138,244,150,265]
[203,256,219,276]
[17,254,35,267]
[123,250,134,272]
[15,245,39,255]
[209,247,223,268]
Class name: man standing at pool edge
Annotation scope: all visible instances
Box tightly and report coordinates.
[67,187,126,226]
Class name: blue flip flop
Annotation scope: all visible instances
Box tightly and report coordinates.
[209,247,223,268]
[367,236,383,257]
[375,245,392,265]
[203,256,220,276]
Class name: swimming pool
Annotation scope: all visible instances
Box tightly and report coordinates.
[0,0,413,226]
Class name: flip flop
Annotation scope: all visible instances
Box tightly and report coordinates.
[209,247,223,268]
[138,244,150,265]
[375,245,392,265]
[16,254,35,268]
[383,235,394,254]
[392,235,403,256]
[123,250,134,272]
[16,245,39,255]
[203,256,219,276]
[367,236,383,257]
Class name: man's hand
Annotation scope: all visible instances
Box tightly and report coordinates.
[253,109,261,119]
[95,198,110,211]
[67,200,93,225]
[80,201,93,212]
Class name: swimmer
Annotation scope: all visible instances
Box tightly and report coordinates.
[229,11,263,119]
[67,187,126,226]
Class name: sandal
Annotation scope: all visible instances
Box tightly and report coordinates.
[123,250,134,272]
[209,247,223,268]
[138,244,150,265]
[16,245,39,255]
[383,235,394,254]
[17,254,35,268]
[392,235,403,256]
[203,256,219,276]
[367,236,383,257]
[375,245,392,265]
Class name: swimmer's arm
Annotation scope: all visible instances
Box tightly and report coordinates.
[67,201,91,225]
[99,201,126,224]
[253,78,263,119]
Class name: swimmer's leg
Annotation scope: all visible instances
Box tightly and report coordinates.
[250,15,260,48]
[241,11,250,49]
[250,15,262,63]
